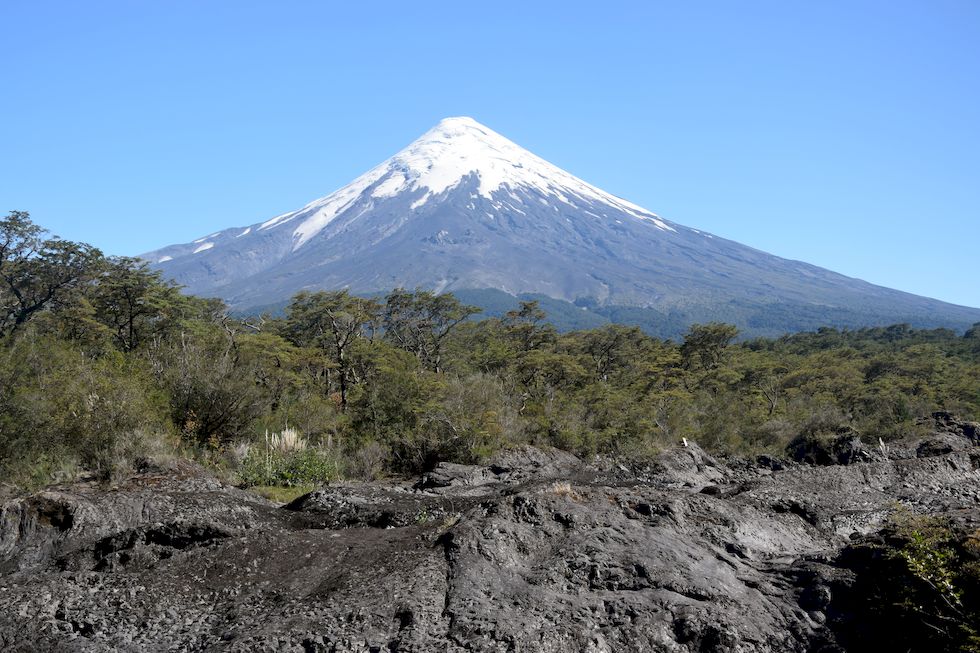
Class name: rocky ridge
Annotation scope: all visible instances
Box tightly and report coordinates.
[0,419,978,652]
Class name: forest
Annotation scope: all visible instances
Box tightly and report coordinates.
[2,211,979,493]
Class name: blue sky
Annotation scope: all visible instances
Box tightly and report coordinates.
[3,1,979,308]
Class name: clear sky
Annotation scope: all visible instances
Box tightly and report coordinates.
[3,1,979,308]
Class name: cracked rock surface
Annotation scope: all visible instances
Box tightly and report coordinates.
[1,429,978,652]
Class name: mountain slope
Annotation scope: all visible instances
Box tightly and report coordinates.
[144,117,980,333]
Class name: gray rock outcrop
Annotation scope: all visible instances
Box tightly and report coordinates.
[0,431,977,652]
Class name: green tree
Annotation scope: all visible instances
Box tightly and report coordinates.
[282,290,380,411]
[0,211,102,339]
[346,340,442,471]
[576,324,649,383]
[382,288,480,372]
[504,300,556,353]
[680,322,739,371]
[89,257,189,352]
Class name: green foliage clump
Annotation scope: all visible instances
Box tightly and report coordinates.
[0,333,173,486]
[881,513,980,652]
[238,445,344,488]
[829,512,980,652]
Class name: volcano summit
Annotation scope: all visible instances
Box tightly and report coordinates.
[145,117,980,334]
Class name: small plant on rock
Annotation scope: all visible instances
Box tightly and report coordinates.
[885,511,980,651]
[238,428,342,488]
[548,481,582,502]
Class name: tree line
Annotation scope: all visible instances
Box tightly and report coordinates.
[2,211,979,489]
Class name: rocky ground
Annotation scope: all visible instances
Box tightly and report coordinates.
[1,415,978,652]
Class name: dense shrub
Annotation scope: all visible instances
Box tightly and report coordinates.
[0,333,172,486]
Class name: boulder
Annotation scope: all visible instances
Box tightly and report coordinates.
[786,430,877,466]
[931,411,980,444]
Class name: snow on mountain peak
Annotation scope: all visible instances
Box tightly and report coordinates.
[390,117,661,214]
[259,117,674,250]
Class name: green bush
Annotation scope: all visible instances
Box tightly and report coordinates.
[238,445,344,487]
[0,333,173,486]
[884,514,980,651]
[151,330,269,446]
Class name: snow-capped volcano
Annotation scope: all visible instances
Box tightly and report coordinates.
[144,117,980,335]
[247,116,673,252]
